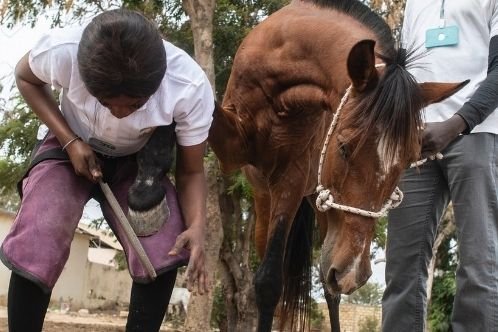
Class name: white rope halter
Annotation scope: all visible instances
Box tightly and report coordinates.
[315,65,441,217]
[409,152,443,168]
[315,79,404,218]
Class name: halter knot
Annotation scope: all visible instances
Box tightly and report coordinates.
[316,188,334,212]
[389,187,404,209]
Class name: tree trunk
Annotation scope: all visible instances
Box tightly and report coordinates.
[184,157,224,331]
[220,234,258,331]
[369,0,406,30]
[181,2,219,330]
[218,180,258,331]
[219,259,239,332]
[182,0,216,88]
[426,205,455,307]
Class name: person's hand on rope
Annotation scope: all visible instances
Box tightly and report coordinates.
[421,115,468,158]
[65,138,102,182]
[169,224,208,295]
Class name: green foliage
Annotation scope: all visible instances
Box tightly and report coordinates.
[147,0,289,100]
[88,217,106,230]
[148,0,195,57]
[0,159,23,210]
[112,250,128,271]
[0,95,40,159]
[227,171,253,200]
[0,94,40,210]
[248,241,262,272]
[212,0,288,98]
[211,283,227,328]
[372,216,387,257]
[309,298,325,330]
[428,277,455,332]
[344,282,383,305]
[1,0,289,100]
[358,315,380,332]
[428,236,457,332]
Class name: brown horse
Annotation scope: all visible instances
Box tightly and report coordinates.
[208,0,465,331]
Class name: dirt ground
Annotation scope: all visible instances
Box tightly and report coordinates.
[0,307,180,332]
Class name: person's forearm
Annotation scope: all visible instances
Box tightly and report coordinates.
[17,82,76,145]
[456,35,498,133]
[15,53,77,146]
[175,170,207,230]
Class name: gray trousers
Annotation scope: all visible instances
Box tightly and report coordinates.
[382,133,498,332]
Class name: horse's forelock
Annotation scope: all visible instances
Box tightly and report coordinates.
[344,56,424,170]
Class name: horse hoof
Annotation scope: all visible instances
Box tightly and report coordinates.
[128,197,170,236]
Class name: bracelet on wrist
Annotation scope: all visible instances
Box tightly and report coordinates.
[61,136,81,151]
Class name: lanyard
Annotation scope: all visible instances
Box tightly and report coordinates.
[439,0,446,28]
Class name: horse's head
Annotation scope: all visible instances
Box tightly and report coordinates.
[319,40,467,295]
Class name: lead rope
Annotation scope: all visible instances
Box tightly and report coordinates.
[315,68,441,217]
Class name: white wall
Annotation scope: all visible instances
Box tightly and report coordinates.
[82,262,132,309]
[52,232,91,309]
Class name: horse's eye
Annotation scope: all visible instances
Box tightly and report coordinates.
[339,143,350,159]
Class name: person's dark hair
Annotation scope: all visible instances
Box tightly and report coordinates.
[77,9,166,100]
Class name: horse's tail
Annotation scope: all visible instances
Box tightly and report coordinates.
[279,198,315,331]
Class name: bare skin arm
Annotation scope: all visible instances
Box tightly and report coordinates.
[15,52,102,181]
[169,141,208,294]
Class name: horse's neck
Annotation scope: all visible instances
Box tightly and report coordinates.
[208,103,251,172]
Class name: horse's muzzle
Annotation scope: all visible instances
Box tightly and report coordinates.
[326,265,371,295]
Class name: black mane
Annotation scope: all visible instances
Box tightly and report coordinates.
[307,0,396,60]
[305,0,423,167]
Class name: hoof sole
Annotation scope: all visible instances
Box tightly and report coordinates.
[128,198,169,236]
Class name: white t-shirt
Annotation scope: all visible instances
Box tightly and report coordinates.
[402,0,498,134]
[29,27,214,156]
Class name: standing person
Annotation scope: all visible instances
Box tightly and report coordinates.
[382,1,498,331]
[0,8,214,332]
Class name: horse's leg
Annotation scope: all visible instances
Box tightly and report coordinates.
[323,280,341,332]
[250,167,309,332]
[127,124,176,235]
[243,166,270,259]
[316,213,341,332]
[254,191,271,259]
[254,215,287,332]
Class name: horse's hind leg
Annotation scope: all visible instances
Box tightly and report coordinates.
[128,124,176,235]
[317,214,341,332]
[323,281,341,332]
[251,169,309,331]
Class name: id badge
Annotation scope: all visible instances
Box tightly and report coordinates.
[425,25,459,48]
[88,137,116,155]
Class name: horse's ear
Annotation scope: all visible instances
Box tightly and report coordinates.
[419,80,469,106]
[347,40,378,92]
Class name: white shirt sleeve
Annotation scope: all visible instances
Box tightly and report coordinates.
[173,75,215,147]
[490,0,498,38]
[28,32,73,90]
